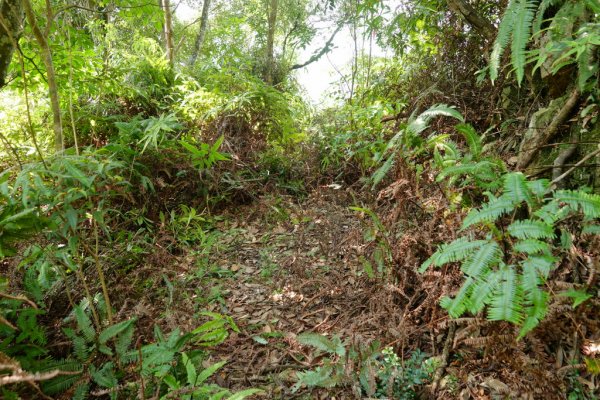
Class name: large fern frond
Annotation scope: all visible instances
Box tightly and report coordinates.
[521,255,556,281]
[455,123,482,158]
[462,196,514,228]
[461,241,502,277]
[407,104,464,135]
[554,190,600,218]
[468,269,503,314]
[503,172,533,205]
[419,237,486,272]
[507,219,555,239]
[519,288,549,338]
[512,0,538,84]
[513,239,552,254]
[488,266,524,324]
[440,277,475,318]
[490,0,518,82]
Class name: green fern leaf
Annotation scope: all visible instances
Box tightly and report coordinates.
[441,277,475,318]
[371,155,395,188]
[518,288,549,338]
[512,0,537,84]
[504,172,533,204]
[461,241,502,277]
[197,360,227,385]
[408,104,464,134]
[73,335,89,362]
[468,269,503,314]
[534,200,572,224]
[420,237,486,272]
[513,239,552,254]
[115,321,135,362]
[507,219,555,239]
[74,306,96,343]
[554,190,600,218]
[522,255,556,282]
[90,362,117,389]
[582,224,600,235]
[533,0,560,33]
[526,179,550,199]
[72,383,90,400]
[488,266,524,324]
[99,318,136,345]
[436,161,497,182]
[462,196,514,228]
[297,333,345,356]
[490,0,518,81]
[455,123,482,157]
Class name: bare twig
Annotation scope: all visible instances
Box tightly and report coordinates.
[550,148,600,188]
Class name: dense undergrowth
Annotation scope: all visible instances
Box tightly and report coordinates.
[0,0,599,398]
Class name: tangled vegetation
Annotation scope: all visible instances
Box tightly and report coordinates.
[0,0,598,399]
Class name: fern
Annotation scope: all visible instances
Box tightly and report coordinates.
[461,196,514,228]
[554,190,600,218]
[74,306,95,343]
[490,0,537,84]
[507,220,555,239]
[513,239,552,254]
[460,241,502,277]
[297,333,346,356]
[419,237,486,272]
[441,277,475,317]
[455,123,482,157]
[488,266,523,324]
[521,255,556,280]
[490,0,519,82]
[468,270,504,314]
[503,172,533,205]
[407,104,464,135]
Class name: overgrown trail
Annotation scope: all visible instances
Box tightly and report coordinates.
[175,188,407,398]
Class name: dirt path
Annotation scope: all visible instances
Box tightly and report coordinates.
[177,188,406,398]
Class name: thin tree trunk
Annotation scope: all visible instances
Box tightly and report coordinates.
[188,0,211,66]
[23,0,63,152]
[264,0,278,84]
[161,0,174,66]
[0,0,23,88]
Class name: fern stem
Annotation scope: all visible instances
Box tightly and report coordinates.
[94,219,114,325]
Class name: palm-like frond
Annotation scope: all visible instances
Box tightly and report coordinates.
[513,239,552,254]
[504,172,533,204]
[462,196,514,228]
[555,190,600,218]
[419,237,486,272]
[490,0,518,82]
[507,219,555,239]
[461,241,502,277]
[512,0,538,84]
[488,266,524,324]
[455,123,482,157]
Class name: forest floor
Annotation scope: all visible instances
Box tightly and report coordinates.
[125,186,423,399]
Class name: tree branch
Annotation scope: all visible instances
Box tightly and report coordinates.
[290,23,343,70]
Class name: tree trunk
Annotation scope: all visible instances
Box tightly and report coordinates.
[188,0,211,66]
[161,0,174,66]
[23,0,63,152]
[0,0,24,88]
[264,0,278,84]
[446,0,494,41]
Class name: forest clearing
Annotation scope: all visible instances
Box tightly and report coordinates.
[0,0,599,398]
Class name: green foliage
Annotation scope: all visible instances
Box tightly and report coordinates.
[180,136,230,170]
[491,0,599,90]
[294,333,435,399]
[422,171,600,337]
